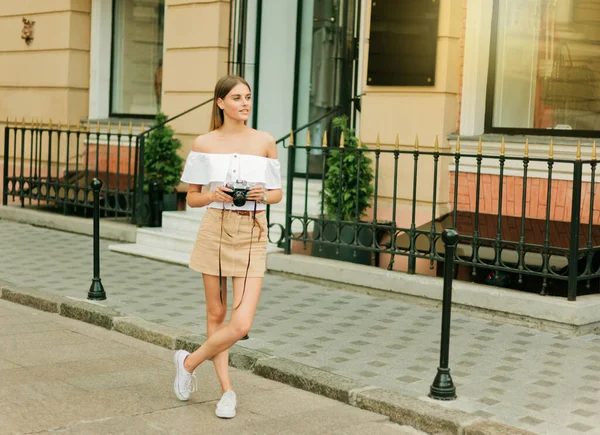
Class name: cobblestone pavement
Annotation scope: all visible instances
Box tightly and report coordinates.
[0,299,425,434]
[1,220,599,434]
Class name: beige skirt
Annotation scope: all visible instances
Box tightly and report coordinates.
[189,208,268,277]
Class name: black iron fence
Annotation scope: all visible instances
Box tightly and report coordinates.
[2,99,216,224]
[3,120,141,221]
[266,106,345,245]
[281,128,600,301]
[5,107,600,301]
[133,99,215,226]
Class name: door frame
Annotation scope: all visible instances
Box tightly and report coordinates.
[108,0,166,119]
[291,0,362,178]
[227,0,362,142]
[291,0,362,132]
[89,0,113,120]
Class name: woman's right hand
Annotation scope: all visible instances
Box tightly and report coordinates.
[212,185,233,203]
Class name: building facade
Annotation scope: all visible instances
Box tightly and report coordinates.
[1,0,599,281]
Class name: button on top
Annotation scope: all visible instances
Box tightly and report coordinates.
[234,154,237,158]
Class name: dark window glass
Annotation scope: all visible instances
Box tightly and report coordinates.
[367,0,440,86]
[489,0,600,133]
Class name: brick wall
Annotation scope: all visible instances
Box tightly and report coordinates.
[449,172,599,225]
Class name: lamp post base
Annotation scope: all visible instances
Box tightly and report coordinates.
[88,278,106,301]
[429,367,456,400]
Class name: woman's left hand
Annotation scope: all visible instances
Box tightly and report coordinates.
[247,185,266,203]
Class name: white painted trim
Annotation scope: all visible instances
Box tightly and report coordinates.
[161,1,167,108]
[448,138,591,181]
[459,0,493,136]
[244,0,258,129]
[354,0,367,136]
[88,0,113,120]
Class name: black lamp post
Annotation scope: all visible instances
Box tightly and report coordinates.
[429,228,459,400]
[88,178,106,301]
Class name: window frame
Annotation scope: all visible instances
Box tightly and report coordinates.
[484,0,600,138]
[108,0,164,119]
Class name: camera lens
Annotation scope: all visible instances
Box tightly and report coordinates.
[233,192,246,207]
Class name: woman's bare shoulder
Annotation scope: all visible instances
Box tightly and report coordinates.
[243,128,274,144]
[256,130,277,158]
[241,129,276,157]
[192,132,217,153]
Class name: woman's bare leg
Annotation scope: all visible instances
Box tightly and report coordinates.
[184,277,263,372]
[202,274,231,393]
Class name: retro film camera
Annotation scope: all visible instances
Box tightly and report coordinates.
[224,179,253,207]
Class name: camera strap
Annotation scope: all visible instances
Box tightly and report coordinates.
[218,202,258,310]
[236,201,258,310]
[218,207,225,305]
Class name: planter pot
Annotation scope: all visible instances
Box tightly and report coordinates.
[137,183,175,227]
[162,191,178,212]
[137,192,162,227]
[311,219,375,266]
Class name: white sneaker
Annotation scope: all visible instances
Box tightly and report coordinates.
[215,390,237,418]
[173,350,196,401]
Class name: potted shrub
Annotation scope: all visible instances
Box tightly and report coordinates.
[311,115,376,265]
[141,112,184,226]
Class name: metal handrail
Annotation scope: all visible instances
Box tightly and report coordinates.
[134,97,215,225]
[275,106,343,147]
[139,98,215,137]
[141,98,339,142]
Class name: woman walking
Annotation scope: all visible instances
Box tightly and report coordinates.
[174,75,282,418]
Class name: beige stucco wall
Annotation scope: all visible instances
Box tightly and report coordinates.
[161,0,230,157]
[360,0,462,274]
[0,0,91,128]
[0,0,91,202]
[360,1,461,206]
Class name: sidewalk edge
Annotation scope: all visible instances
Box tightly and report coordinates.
[0,284,534,435]
[0,205,136,242]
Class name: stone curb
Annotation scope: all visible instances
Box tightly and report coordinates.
[59,299,120,330]
[113,317,191,350]
[253,356,369,404]
[229,344,272,371]
[463,420,536,435]
[0,284,533,435]
[354,387,477,434]
[0,205,137,243]
[175,334,206,354]
[1,285,61,313]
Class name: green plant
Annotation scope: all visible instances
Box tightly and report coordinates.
[143,112,184,193]
[322,115,374,221]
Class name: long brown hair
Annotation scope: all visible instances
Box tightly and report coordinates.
[209,75,251,131]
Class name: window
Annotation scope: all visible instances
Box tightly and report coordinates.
[111,0,164,116]
[367,0,440,86]
[486,0,600,135]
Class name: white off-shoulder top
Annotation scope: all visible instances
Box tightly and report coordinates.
[180,151,282,211]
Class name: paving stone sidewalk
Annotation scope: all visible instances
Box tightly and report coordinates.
[0,299,424,434]
[1,220,599,434]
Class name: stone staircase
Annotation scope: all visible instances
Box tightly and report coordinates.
[108,178,323,265]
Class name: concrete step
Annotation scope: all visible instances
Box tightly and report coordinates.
[109,243,191,266]
[127,208,288,260]
[107,177,322,264]
[135,227,195,253]
[162,210,204,233]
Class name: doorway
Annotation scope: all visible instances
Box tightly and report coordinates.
[294,0,359,175]
[229,0,360,174]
